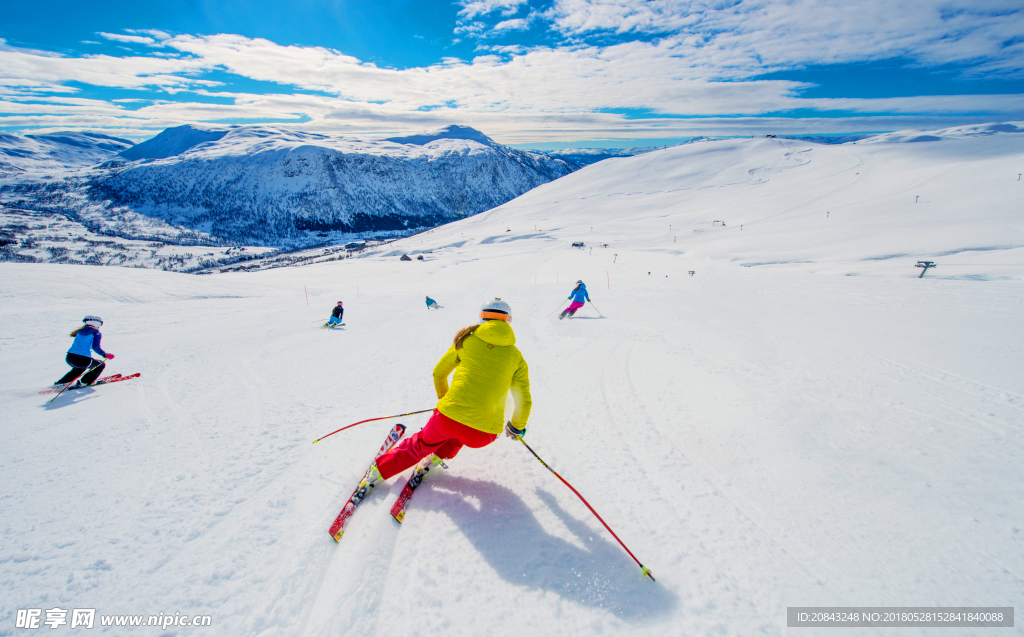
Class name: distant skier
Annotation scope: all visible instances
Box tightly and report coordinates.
[425,296,440,310]
[55,315,114,387]
[366,298,532,486]
[559,280,590,319]
[324,301,344,327]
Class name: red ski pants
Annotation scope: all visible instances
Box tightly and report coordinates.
[376,410,497,480]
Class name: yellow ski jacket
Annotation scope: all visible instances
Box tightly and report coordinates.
[433,320,532,434]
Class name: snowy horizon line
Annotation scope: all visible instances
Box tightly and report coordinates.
[5,120,1023,151]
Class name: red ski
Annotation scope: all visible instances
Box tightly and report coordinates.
[40,373,141,395]
[390,455,446,523]
[329,423,406,541]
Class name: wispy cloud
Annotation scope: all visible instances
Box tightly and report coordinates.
[492,18,531,33]
[457,0,530,20]
[539,0,1024,78]
[127,29,173,41]
[2,2,1023,143]
[97,32,160,46]
[456,0,531,38]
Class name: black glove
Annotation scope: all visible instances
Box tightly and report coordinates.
[505,421,526,439]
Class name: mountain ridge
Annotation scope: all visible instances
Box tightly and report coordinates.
[1,124,576,248]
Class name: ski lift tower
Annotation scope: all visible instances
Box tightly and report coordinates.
[915,261,936,278]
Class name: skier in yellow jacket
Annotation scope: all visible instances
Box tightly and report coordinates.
[375,298,531,480]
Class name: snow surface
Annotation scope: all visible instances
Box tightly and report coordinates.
[0,132,131,177]
[2,125,1023,635]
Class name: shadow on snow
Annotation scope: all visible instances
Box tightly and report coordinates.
[41,388,100,410]
[417,475,677,621]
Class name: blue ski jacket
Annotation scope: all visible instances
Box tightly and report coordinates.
[68,326,107,358]
[426,297,437,308]
[568,284,590,303]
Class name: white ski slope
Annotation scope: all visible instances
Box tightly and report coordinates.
[2,124,1023,636]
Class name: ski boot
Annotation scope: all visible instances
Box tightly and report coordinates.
[409,454,448,484]
[559,310,568,320]
[351,463,384,505]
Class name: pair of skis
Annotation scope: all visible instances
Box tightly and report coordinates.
[40,373,142,399]
[327,424,441,541]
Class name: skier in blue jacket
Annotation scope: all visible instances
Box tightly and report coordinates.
[559,281,590,319]
[56,315,114,387]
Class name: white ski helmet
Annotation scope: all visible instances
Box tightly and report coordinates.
[479,298,512,322]
[83,315,103,328]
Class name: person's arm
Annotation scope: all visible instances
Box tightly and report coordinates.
[432,346,460,399]
[509,356,532,428]
[91,331,108,358]
[585,289,591,302]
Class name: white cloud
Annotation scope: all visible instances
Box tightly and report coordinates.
[97,32,158,45]
[2,20,1023,143]
[0,41,214,91]
[127,29,172,41]
[493,18,530,33]
[458,0,530,20]
[542,0,1024,78]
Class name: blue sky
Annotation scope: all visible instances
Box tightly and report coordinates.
[2,0,1022,146]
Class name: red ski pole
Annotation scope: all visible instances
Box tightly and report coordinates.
[515,436,655,581]
[547,299,567,317]
[313,408,433,444]
[48,361,100,403]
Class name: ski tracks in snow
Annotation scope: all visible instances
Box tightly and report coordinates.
[594,339,827,631]
[853,345,1024,429]
[302,492,405,637]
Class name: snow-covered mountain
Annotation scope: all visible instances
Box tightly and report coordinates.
[540,147,655,167]
[0,131,132,177]
[117,124,229,161]
[0,124,575,250]
[2,122,1023,635]
[85,124,575,246]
